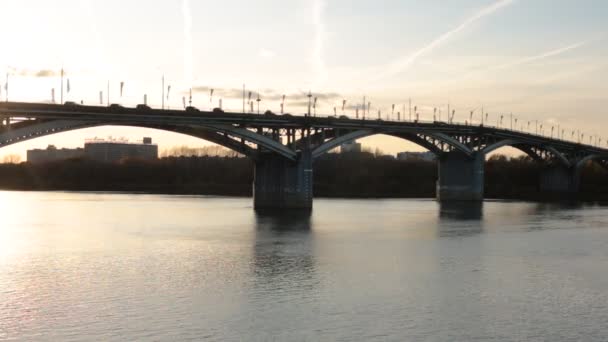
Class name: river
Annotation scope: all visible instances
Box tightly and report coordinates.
[1,191,608,341]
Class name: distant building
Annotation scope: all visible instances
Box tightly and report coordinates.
[341,141,362,153]
[27,145,84,164]
[84,137,158,163]
[27,137,158,164]
[397,151,436,162]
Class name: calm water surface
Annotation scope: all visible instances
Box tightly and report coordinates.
[1,191,608,341]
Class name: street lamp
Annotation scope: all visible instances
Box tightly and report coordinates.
[281,94,286,114]
[307,91,312,116]
[256,93,261,114]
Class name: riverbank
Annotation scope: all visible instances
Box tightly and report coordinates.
[0,153,607,201]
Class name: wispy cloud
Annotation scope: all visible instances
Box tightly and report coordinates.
[182,0,194,86]
[188,86,340,102]
[312,0,327,87]
[13,69,61,77]
[382,0,515,79]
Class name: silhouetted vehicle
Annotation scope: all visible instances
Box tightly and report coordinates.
[212,108,224,114]
[186,106,200,112]
[64,101,78,107]
[109,104,123,111]
[282,113,293,118]
[264,110,277,116]
[136,104,151,111]
[339,115,349,120]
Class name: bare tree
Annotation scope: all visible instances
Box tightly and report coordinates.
[2,154,21,164]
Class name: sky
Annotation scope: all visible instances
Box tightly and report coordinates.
[0,0,607,159]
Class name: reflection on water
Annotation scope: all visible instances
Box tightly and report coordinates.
[439,201,484,220]
[437,201,484,237]
[2,192,608,341]
[254,210,313,232]
[252,210,317,288]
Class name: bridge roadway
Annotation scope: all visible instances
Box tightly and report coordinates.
[0,101,606,209]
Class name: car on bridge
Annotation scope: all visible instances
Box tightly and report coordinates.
[136,104,151,111]
[339,115,350,120]
[109,104,123,112]
[213,108,224,114]
[186,106,200,113]
[264,110,277,116]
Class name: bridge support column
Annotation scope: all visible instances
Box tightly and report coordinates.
[253,150,313,210]
[539,166,579,197]
[436,152,484,201]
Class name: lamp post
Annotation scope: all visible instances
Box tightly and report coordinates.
[256,93,261,114]
[409,98,412,121]
[281,94,286,114]
[307,91,312,116]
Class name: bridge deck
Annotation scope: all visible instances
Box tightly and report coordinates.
[0,101,605,155]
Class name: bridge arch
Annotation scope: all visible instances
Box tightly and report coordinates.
[311,130,472,160]
[0,119,298,160]
[575,154,608,172]
[482,140,571,167]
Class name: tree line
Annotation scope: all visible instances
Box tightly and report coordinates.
[0,152,606,200]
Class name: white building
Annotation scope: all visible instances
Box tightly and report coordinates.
[84,137,158,163]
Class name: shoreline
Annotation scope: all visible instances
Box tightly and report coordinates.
[2,187,607,204]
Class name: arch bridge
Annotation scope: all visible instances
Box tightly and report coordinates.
[0,102,606,209]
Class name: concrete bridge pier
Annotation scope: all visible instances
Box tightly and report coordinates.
[253,150,313,210]
[436,152,484,201]
[539,165,580,198]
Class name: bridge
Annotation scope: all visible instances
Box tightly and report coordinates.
[0,101,606,210]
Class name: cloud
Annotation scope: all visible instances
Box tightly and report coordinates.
[382,0,515,79]
[15,69,61,77]
[187,86,341,102]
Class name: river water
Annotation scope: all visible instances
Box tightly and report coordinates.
[1,191,608,341]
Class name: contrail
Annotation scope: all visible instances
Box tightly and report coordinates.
[384,0,515,78]
[312,0,327,87]
[182,0,194,87]
[495,41,587,70]
[450,40,590,84]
